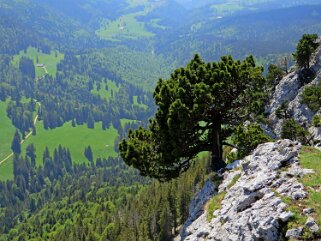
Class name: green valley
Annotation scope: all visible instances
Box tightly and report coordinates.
[0,0,321,240]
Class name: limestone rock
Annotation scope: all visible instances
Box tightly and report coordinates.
[188,180,217,223]
[303,208,314,215]
[266,38,321,137]
[285,227,303,239]
[226,159,240,170]
[177,180,216,240]
[178,140,311,241]
[279,211,294,222]
[305,216,320,233]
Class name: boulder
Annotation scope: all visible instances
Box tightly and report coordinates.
[285,227,303,239]
[305,216,320,233]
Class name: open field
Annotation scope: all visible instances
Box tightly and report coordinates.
[0,101,16,163]
[133,95,148,110]
[211,3,244,15]
[12,47,64,78]
[126,0,149,8]
[21,121,119,167]
[120,118,140,129]
[96,0,166,41]
[0,120,119,181]
[96,13,154,41]
[91,80,120,101]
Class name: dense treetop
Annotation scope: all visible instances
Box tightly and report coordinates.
[293,34,319,69]
[120,54,267,180]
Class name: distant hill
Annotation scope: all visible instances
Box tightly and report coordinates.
[157,4,321,64]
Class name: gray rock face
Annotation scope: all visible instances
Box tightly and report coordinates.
[176,180,217,240]
[188,180,217,223]
[285,227,303,239]
[305,216,320,233]
[303,208,314,215]
[178,140,313,241]
[266,38,321,137]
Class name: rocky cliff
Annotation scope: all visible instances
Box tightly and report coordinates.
[266,37,321,138]
[177,140,319,241]
[177,39,321,241]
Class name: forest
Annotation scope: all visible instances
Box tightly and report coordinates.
[0,0,321,240]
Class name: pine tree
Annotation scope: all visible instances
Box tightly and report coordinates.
[84,146,93,162]
[293,34,319,69]
[26,144,36,167]
[120,55,266,180]
[87,114,95,129]
[11,130,21,154]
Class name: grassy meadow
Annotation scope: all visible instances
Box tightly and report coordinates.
[12,47,64,78]
[91,80,120,101]
[0,119,119,181]
[0,101,17,181]
[133,96,148,110]
[96,13,154,41]
[120,118,140,129]
[96,0,166,41]
[0,101,16,162]
[20,121,119,167]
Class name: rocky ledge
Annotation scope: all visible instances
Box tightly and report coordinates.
[178,139,318,241]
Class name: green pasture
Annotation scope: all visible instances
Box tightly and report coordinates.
[12,47,64,78]
[91,80,120,101]
[120,118,139,129]
[0,100,16,162]
[211,3,244,15]
[96,0,166,41]
[126,0,149,8]
[133,96,148,110]
[21,121,119,166]
[96,13,154,41]
[0,100,16,181]
[0,120,119,181]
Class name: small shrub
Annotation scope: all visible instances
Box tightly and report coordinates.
[281,118,308,143]
[275,102,289,119]
[206,191,226,222]
[232,123,271,159]
[301,83,321,112]
[312,115,321,127]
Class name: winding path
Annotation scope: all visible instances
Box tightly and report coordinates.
[0,102,40,166]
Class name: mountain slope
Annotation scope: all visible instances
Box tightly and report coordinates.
[178,140,320,240]
[157,5,321,63]
[266,37,321,137]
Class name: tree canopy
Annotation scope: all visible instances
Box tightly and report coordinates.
[11,130,21,154]
[293,34,319,69]
[119,55,266,180]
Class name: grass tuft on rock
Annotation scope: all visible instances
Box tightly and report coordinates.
[281,146,321,239]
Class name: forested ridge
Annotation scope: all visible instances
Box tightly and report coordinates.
[0,142,211,240]
[0,0,321,240]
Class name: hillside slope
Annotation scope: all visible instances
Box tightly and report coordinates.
[266,37,321,137]
[178,140,320,240]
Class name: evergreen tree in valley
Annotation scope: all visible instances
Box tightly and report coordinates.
[11,130,21,154]
[84,146,93,162]
[26,144,36,167]
[19,57,35,79]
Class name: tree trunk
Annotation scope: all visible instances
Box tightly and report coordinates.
[211,120,226,171]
